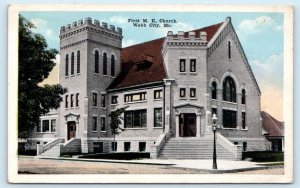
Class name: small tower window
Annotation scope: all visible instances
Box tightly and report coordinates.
[103,53,107,75]
[242,89,246,104]
[65,54,69,77]
[95,50,99,74]
[111,55,115,77]
[179,59,186,72]
[211,81,217,99]
[65,95,68,108]
[71,52,75,75]
[76,93,79,107]
[190,59,196,72]
[77,51,80,74]
[228,41,231,59]
[242,112,246,129]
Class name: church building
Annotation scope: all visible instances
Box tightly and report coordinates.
[26,17,268,160]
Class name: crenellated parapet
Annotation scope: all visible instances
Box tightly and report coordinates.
[165,31,208,46]
[60,17,123,40]
[162,30,207,56]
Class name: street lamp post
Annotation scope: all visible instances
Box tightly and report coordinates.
[212,113,218,169]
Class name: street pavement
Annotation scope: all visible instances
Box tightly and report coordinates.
[21,156,283,174]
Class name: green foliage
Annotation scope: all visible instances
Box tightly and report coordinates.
[242,151,284,162]
[18,15,67,138]
[108,107,127,135]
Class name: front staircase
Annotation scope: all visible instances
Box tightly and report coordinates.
[41,145,61,157]
[38,138,81,157]
[158,136,240,160]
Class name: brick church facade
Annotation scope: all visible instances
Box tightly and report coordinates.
[26,17,268,159]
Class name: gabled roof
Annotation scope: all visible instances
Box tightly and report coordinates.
[108,22,223,90]
[261,111,284,137]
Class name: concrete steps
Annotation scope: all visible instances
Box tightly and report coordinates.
[158,138,236,160]
[41,145,61,157]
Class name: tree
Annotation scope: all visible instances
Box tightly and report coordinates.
[18,14,67,138]
[108,107,127,151]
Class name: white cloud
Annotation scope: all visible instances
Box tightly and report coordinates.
[122,39,136,47]
[237,16,282,35]
[30,18,47,28]
[251,53,284,121]
[46,29,53,37]
[110,16,128,24]
[251,53,283,89]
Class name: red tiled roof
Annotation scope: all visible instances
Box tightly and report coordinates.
[108,22,223,90]
[261,111,284,137]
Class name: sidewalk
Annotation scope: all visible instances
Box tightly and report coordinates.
[37,156,274,173]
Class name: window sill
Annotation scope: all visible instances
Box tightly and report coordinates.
[103,74,108,77]
[70,74,75,77]
[241,128,248,131]
[36,132,55,134]
[189,72,197,75]
[92,106,98,109]
[92,131,98,133]
[179,72,187,75]
[77,73,80,75]
[179,98,187,100]
[153,98,163,101]
[111,103,118,106]
[100,131,106,133]
[125,100,147,104]
[153,127,163,129]
[221,127,238,130]
[65,76,69,78]
[222,101,237,105]
[100,107,106,109]
[190,97,197,100]
[211,99,218,101]
[124,128,147,130]
[94,73,100,75]
[111,76,116,78]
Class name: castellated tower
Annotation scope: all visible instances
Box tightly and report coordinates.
[162,31,209,137]
[58,17,122,153]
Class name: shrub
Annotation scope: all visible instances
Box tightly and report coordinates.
[242,151,284,162]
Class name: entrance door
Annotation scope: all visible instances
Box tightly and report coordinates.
[67,121,76,140]
[179,113,196,137]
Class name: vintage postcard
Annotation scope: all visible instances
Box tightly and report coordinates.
[7,4,293,183]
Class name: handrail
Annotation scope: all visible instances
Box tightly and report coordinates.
[216,133,241,159]
[37,138,64,155]
[150,133,169,158]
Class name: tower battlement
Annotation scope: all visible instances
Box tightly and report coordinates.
[60,17,122,37]
[166,31,207,46]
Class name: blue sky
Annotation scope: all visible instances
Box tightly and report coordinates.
[21,11,284,120]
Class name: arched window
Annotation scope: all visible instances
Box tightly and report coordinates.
[77,51,80,74]
[71,52,75,75]
[228,41,231,59]
[95,50,99,74]
[241,89,246,104]
[103,53,107,75]
[211,82,217,99]
[111,55,115,77]
[65,54,69,76]
[222,76,236,102]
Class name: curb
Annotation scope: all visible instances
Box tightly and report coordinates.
[36,157,280,173]
[38,157,176,166]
